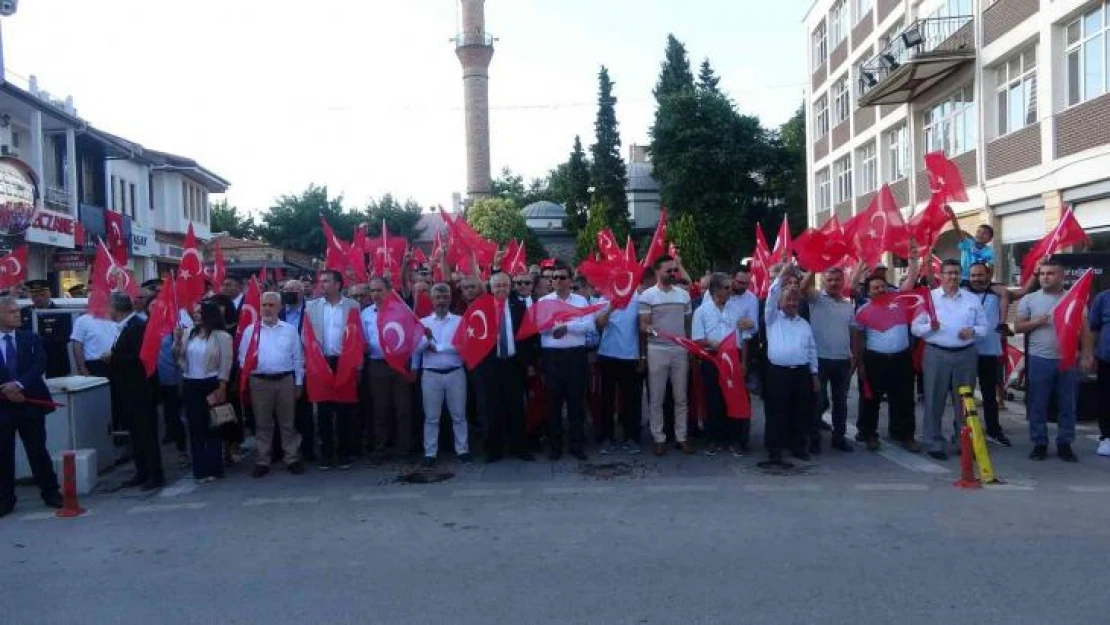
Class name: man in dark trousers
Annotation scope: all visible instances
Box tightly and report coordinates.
[107,293,163,490]
[278,279,314,462]
[0,295,63,517]
[474,272,537,463]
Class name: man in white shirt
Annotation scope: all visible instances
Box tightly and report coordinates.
[305,270,361,470]
[539,261,595,461]
[763,266,819,467]
[911,259,988,460]
[692,273,743,456]
[639,255,694,456]
[241,292,305,477]
[362,276,416,460]
[418,283,471,467]
[70,312,120,378]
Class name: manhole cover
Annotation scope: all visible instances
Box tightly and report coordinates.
[581,462,633,479]
[395,470,454,484]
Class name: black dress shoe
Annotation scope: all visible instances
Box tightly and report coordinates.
[1058,444,1078,463]
[1029,445,1047,461]
[140,478,165,492]
[287,461,306,475]
[517,452,536,462]
[808,439,822,455]
[251,465,269,478]
[830,437,854,452]
[42,492,63,509]
[570,448,587,461]
[120,474,148,488]
[484,453,502,464]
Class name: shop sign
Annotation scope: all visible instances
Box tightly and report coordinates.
[53,251,87,271]
[26,207,76,249]
[130,223,158,257]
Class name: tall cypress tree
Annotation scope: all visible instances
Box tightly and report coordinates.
[654,34,695,99]
[697,59,721,94]
[589,66,629,238]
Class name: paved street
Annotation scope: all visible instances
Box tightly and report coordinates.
[3,398,1110,625]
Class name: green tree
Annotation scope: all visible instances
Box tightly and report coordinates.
[589,66,630,234]
[492,167,550,208]
[548,135,591,234]
[257,185,360,257]
[670,212,708,276]
[760,103,808,240]
[654,34,696,99]
[361,194,425,241]
[466,197,527,244]
[209,199,256,239]
[574,198,610,263]
[697,59,721,94]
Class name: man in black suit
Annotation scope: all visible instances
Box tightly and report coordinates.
[0,295,63,517]
[473,272,538,462]
[106,293,163,491]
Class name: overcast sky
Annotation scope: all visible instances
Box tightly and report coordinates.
[3,0,808,214]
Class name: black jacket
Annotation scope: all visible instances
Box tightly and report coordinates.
[0,328,53,423]
[108,315,153,405]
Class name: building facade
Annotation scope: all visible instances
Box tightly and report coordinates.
[804,0,1110,284]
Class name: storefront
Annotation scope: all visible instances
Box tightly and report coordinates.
[1066,182,1110,254]
[994,196,1044,287]
[24,206,78,296]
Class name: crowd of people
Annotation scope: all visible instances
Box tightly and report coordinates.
[0,221,1104,516]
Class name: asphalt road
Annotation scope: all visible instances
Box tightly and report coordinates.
[3,400,1109,625]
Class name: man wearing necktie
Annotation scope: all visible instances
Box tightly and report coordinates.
[0,296,63,517]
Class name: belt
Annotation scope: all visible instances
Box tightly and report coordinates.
[865,349,909,359]
[769,363,810,372]
[424,367,461,375]
[927,343,972,353]
[252,372,292,381]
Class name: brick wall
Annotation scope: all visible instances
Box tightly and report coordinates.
[812,64,827,92]
[814,134,829,161]
[982,0,1038,47]
[986,123,1041,180]
[854,106,876,134]
[834,200,853,221]
[832,120,851,150]
[1056,93,1110,158]
[851,12,873,51]
[877,0,900,22]
[915,150,977,201]
[889,178,910,206]
[830,41,848,73]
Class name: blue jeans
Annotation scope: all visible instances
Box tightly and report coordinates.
[1025,355,1078,446]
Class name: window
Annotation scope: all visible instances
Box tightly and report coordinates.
[111,175,118,210]
[857,142,877,194]
[1066,3,1108,106]
[830,1,849,47]
[995,47,1036,136]
[834,156,853,203]
[832,76,851,124]
[10,130,20,149]
[923,86,977,156]
[816,169,831,213]
[813,20,828,67]
[853,0,872,23]
[119,178,127,216]
[814,95,830,137]
[182,184,188,219]
[885,124,908,181]
[129,183,137,220]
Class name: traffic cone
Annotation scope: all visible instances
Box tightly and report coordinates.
[953,426,980,489]
[55,451,86,518]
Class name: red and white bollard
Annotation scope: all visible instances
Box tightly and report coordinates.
[953,426,980,489]
[55,451,86,518]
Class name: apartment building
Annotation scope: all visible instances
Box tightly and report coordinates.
[804,0,1110,284]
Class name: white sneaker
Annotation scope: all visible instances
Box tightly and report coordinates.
[1097,439,1110,457]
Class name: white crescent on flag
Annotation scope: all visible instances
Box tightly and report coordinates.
[719,352,737,389]
[468,310,489,340]
[612,270,634,298]
[0,253,20,276]
[179,247,203,279]
[887,293,924,310]
[383,321,406,352]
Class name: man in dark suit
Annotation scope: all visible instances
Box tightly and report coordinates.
[0,295,63,517]
[21,280,71,378]
[106,293,163,491]
[473,272,538,462]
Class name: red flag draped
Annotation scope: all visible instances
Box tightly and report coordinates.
[452,293,499,369]
[320,218,349,273]
[441,209,497,271]
[924,151,969,203]
[771,214,792,265]
[516,298,606,340]
[348,225,369,284]
[1003,342,1024,382]
[1021,206,1090,282]
[0,245,27,291]
[331,308,364,403]
[855,288,933,332]
[207,240,227,289]
[1053,268,1095,370]
[139,282,177,377]
[104,209,128,265]
[371,220,407,279]
[89,240,138,318]
[414,290,434,318]
[234,278,261,348]
[909,194,951,253]
[302,317,337,403]
[176,224,206,312]
[238,318,261,398]
[576,256,644,310]
[501,238,527,275]
[792,215,850,273]
[642,207,668,269]
[750,223,773,299]
[656,331,750,419]
[376,292,423,381]
[597,229,621,261]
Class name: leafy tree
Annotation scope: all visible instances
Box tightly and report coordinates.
[257,185,359,257]
[466,197,527,244]
[209,199,256,239]
[589,66,630,233]
[492,167,550,208]
[697,59,721,94]
[760,104,808,241]
[574,198,610,263]
[548,135,591,234]
[360,194,425,241]
[653,34,695,99]
[670,212,708,276]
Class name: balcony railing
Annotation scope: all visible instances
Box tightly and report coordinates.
[43,185,73,212]
[453,31,495,48]
[858,15,975,101]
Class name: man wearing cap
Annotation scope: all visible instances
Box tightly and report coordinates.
[21,281,70,378]
[67,284,86,298]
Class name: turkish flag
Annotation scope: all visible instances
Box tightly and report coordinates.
[501,238,527,275]
[750,223,773,299]
[89,239,138,318]
[771,214,792,265]
[302,316,337,403]
[320,218,349,273]
[844,184,909,266]
[793,215,850,273]
[348,225,369,284]
[577,255,643,310]
[1021,206,1090,282]
[330,308,364,403]
[909,194,951,253]
[713,333,751,419]
[516,297,606,340]
[104,209,128,265]
[441,208,497,271]
[0,245,27,291]
[667,242,679,260]
[139,282,177,377]
[1003,342,1024,382]
[1054,268,1095,370]
[234,278,261,348]
[642,207,668,269]
[205,240,227,289]
[924,151,969,203]
[414,290,434,318]
[624,235,636,263]
[410,246,428,269]
[238,318,261,398]
[371,220,407,279]
[855,289,931,332]
[176,223,206,312]
[376,292,423,381]
[452,293,499,369]
[597,229,621,261]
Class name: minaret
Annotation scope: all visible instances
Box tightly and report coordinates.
[455,0,494,201]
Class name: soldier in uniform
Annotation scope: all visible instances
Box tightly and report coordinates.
[20,280,70,378]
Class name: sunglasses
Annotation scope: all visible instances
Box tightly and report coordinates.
[552,275,570,281]
[514,280,532,286]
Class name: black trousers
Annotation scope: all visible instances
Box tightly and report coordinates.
[543,347,588,452]
[121,389,162,481]
[475,356,526,456]
[856,349,915,441]
[1098,360,1110,439]
[159,385,186,452]
[702,360,750,446]
[86,360,116,430]
[0,411,60,505]
[764,364,814,456]
[976,355,1004,435]
[816,358,851,439]
[598,356,642,444]
[317,356,356,462]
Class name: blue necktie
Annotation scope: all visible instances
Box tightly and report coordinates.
[4,334,16,377]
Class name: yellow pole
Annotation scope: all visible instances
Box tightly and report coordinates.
[958,385,998,484]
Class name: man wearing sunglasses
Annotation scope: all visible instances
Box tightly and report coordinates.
[639,255,694,456]
[513,274,534,307]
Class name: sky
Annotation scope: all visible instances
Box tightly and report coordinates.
[2,0,809,215]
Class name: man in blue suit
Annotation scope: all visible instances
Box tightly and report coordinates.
[0,295,62,518]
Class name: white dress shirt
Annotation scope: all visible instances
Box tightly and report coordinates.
[538,292,595,350]
[320,299,347,357]
[765,277,819,373]
[184,336,219,380]
[911,287,987,348]
[691,298,736,345]
[239,319,305,385]
[360,305,384,360]
[420,312,464,370]
[70,314,121,361]
[724,291,760,341]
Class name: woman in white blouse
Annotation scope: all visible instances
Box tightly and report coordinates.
[173,300,233,482]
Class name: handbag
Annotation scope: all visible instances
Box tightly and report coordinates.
[208,402,237,428]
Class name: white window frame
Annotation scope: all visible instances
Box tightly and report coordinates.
[853,0,872,24]
[856,142,877,195]
[814,95,830,137]
[922,86,977,157]
[830,0,849,47]
[995,46,1037,136]
[815,169,831,213]
[834,156,853,204]
[885,124,908,182]
[813,21,828,67]
[832,76,851,124]
[1065,3,1108,107]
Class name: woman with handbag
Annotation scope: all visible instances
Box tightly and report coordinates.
[174,300,234,482]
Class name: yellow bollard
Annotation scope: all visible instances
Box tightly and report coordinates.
[957,385,999,484]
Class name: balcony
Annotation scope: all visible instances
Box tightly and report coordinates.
[857,16,975,107]
[453,31,495,49]
[43,185,73,213]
